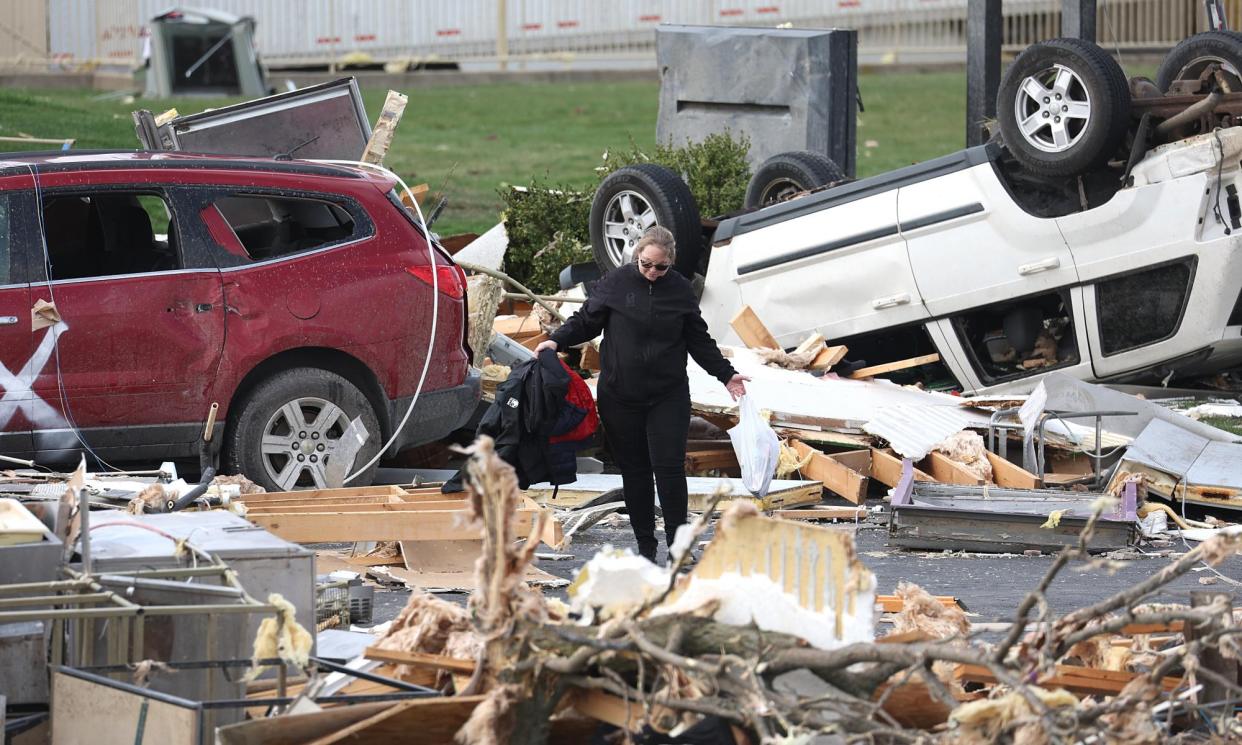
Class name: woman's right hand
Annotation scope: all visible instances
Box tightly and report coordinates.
[534,339,559,354]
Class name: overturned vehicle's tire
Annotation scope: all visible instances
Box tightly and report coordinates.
[744,151,845,209]
[589,163,702,278]
[997,37,1130,178]
[1157,30,1242,94]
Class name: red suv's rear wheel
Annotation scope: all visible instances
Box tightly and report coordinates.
[226,368,382,492]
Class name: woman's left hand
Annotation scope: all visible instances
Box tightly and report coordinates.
[725,374,751,401]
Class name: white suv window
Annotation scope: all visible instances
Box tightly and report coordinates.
[1096,261,1194,356]
[952,291,1080,383]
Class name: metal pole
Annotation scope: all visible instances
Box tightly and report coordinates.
[966,0,1003,147]
[497,0,509,71]
[1062,0,1098,42]
[78,480,91,576]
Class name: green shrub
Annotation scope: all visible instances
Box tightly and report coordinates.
[597,131,752,218]
[497,178,593,295]
[499,131,752,293]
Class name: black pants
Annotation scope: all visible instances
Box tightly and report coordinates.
[597,386,691,561]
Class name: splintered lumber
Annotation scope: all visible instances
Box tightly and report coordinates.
[580,342,601,371]
[364,647,476,674]
[568,688,676,733]
[846,353,941,379]
[920,451,985,486]
[361,90,408,165]
[869,448,934,488]
[774,425,873,449]
[788,440,869,504]
[730,305,781,349]
[524,474,822,511]
[246,506,552,544]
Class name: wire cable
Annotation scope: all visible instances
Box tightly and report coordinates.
[28,164,123,472]
[309,158,441,485]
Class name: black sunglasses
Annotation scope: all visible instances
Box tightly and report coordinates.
[639,259,670,271]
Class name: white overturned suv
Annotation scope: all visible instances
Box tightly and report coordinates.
[589,32,1242,393]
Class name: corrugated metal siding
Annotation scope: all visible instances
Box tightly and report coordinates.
[32,0,1226,69]
[0,2,48,60]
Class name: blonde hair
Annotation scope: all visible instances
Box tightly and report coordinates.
[633,225,676,264]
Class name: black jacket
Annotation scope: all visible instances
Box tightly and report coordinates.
[550,263,736,403]
[443,349,589,492]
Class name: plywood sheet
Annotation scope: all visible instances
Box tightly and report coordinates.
[53,672,197,745]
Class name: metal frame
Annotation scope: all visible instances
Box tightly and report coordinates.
[986,407,1136,488]
[54,656,441,745]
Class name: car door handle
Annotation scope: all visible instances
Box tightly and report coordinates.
[872,293,911,310]
[194,303,213,313]
[0,315,16,325]
[1018,257,1061,275]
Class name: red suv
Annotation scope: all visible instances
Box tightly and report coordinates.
[0,151,478,491]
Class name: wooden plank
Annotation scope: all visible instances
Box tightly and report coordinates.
[569,688,674,733]
[985,451,1040,489]
[729,305,780,349]
[518,332,550,351]
[810,344,849,370]
[248,508,546,544]
[921,451,985,486]
[580,343,601,372]
[846,353,941,379]
[492,314,541,337]
[361,89,408,165]
[773,506,867,521]
[774,426,873,449]
[789,440,867,504]
[246,499,468,515]
[684,448,740,474]
[304,695,487,745]
[792,332,825,357]
[869,448,934,489]
[219,702,395,745]
[873,680,954,729]
[876,594,960,613]
[955,663,1181,696]
[364,647,476,674]
[830,448,872,477]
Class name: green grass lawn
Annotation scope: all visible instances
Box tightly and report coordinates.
[0,71,972,236]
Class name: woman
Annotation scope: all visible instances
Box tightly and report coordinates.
[536,226,749,563]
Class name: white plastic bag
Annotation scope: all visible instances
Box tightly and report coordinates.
[727,394,781,497]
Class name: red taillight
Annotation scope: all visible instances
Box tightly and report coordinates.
[406,264,465,299]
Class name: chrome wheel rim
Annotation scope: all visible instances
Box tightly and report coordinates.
[1013,64,1092,154]
[260,396,351,490]
[601,189,657,267]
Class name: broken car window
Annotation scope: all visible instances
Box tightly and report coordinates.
[41,193,179,281]
[1096,261,1194,356]
[211,195,357,262]
[952,291,1080,383]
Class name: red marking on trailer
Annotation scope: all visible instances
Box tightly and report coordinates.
[838,0,861,6]
[522,23,543,31]
[639,14,661,22]
[719,8,744,16]
[354,34,376,42]
[316,36,342,44]
[757,5,780,13]
[557,20,579,29]
[436,28,461,37]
